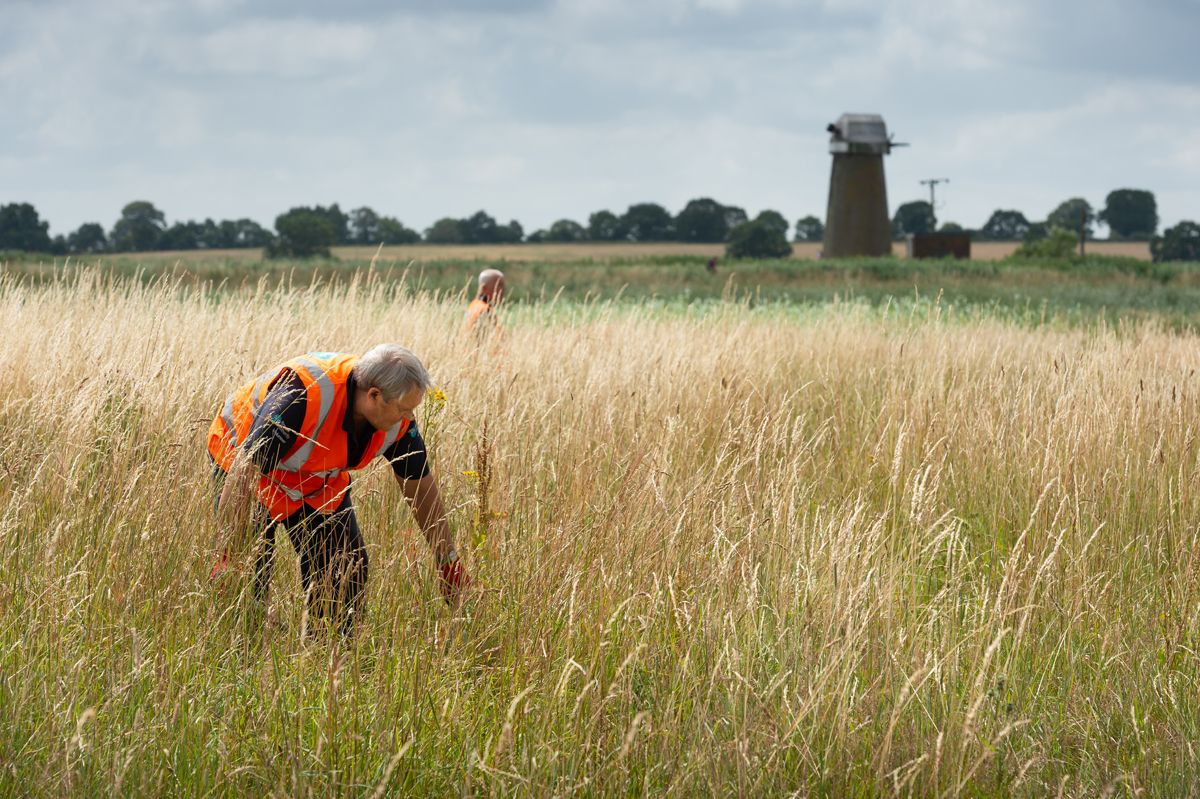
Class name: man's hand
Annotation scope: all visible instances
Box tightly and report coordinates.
[438,558,471,609]
[209,550,233,581]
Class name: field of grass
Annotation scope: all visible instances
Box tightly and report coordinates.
[2,268,1199,796]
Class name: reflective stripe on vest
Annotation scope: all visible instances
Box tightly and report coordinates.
[276,355,338,472]
[219,373,271,438]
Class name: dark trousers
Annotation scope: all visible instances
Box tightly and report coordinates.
[251,491,368,638]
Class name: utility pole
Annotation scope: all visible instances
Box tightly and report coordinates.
[919,178,949,210]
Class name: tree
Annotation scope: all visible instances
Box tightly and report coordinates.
[1022,222,1048,243]
[1151,221,1200,263]
[724,205,748,233]
[892,200,937,239]
[67,222,108,254]
[314,204,350,245]
[207,220,237,248]
[938,221,964,233]
[461,210,499,244]
[110,201,166,252]
[202,218,270,248]
[525,229,547,243]
[1047,197,1095,238]
[1100,189,1157,239]
[794,215,824,242]
[0,203,52,251]
[1013,228,1077,259]
[377,217,421,244]
[495,220,524,243]
[671,198,749,242]
[674,198,728,242]
[268,207,337,258]
[227,218,273,248]
[349,207,382,244]
[587,210,625,241]
[159,221,204,250]
[197,219,221,248]
[544,219,586,242]
[979,209,1031,241]
[726,219,792,259]
[755,210,789,240]
[425,217,466,244]
[620,203,674,241]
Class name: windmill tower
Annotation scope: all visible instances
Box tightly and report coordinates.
[822,113,904,258]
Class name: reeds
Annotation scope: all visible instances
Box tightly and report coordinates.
[1,269,1198,796]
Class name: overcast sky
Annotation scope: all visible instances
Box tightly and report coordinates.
[4,0,1198,238]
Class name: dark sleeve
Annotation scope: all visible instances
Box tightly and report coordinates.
[383,421,430,481]
[242,370,308,473]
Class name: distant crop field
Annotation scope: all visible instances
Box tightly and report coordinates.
[963,240,1150,261]
[1,271,1198,795]
[77,239,1151,265]
[345,240,1151,263]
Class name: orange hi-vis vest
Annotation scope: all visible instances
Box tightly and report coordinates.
[207,352,411,521]
[464,297,498,333]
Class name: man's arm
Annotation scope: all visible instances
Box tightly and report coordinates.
[384,423,454,562]
[397,473,469,607]
[398,473,454,563]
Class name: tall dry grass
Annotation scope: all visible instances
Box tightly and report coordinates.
[1,270,1198,796]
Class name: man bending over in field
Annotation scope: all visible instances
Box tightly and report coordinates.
[207,344,470,638]
[463,268,505,338]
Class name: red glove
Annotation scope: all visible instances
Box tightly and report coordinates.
[209,551,232,582]
[438,558,470,606]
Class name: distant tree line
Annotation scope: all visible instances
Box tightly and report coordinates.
[0,200,276,256]
[887,188,1195,262]
[2,187,1195,262]
[0,197,811,260]
[889,189,1162,242]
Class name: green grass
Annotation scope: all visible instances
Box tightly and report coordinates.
[5,250,1200,328]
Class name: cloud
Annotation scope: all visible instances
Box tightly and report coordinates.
[153,19,378,78]
[420,77,489,120]
[1020,0,1200,84]
[207,0,551,21]
[941,83,1200,166]
[150,89,211,149]
[4,0,1198,236]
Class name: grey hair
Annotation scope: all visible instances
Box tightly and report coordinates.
[353,344,432,400]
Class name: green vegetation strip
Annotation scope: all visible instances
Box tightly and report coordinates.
[5,250,1200,328]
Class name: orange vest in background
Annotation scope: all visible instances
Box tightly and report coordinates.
[464,297,499,335]
[207,352,411,521]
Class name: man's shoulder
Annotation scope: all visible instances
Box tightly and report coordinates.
[267,367,307,394]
